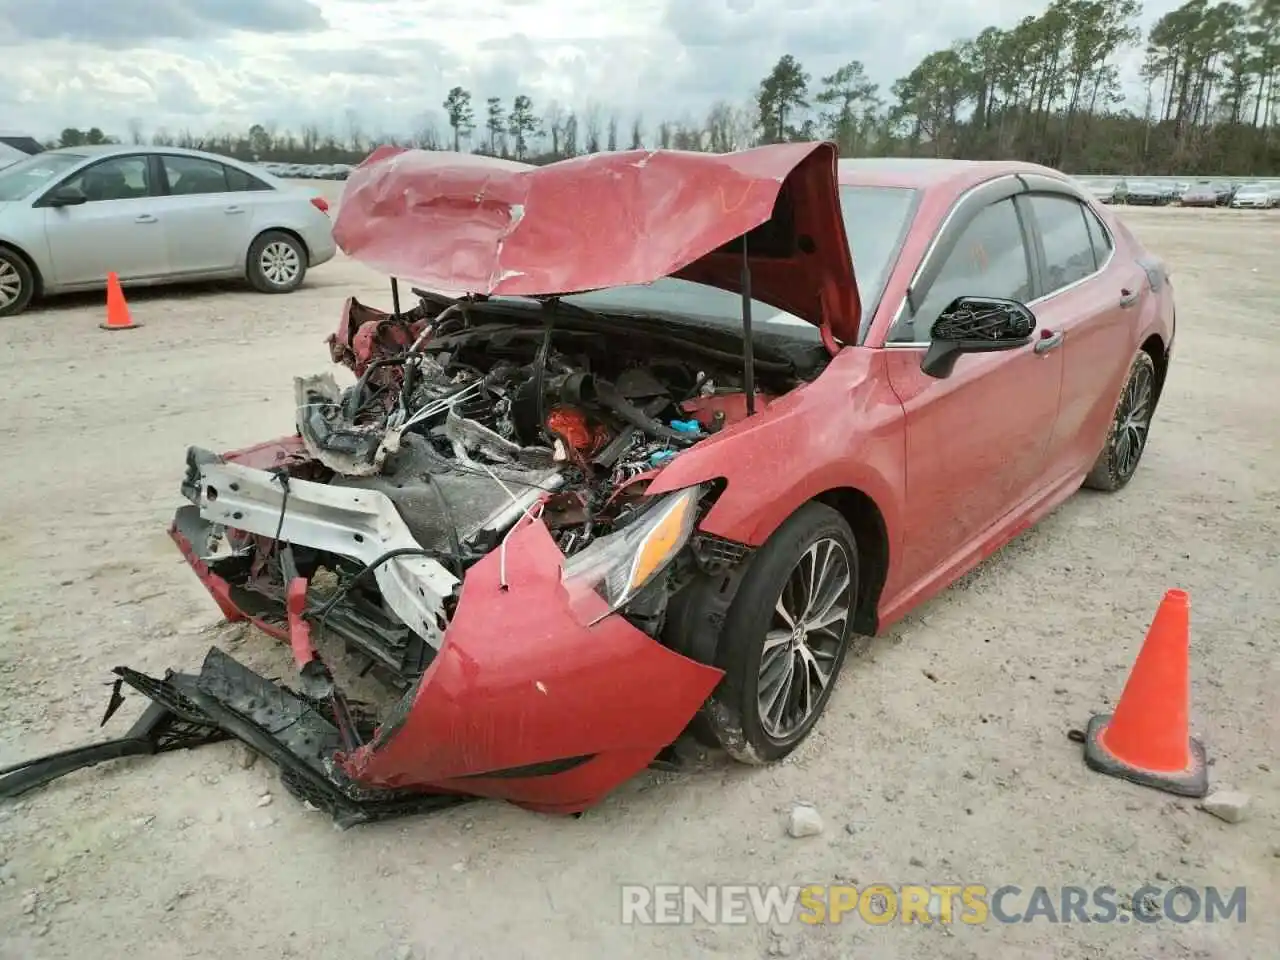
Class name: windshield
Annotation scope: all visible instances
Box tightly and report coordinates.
[556,185,919,344]
[0,153,85,201]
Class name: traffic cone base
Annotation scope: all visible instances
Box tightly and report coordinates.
[1084,713,1208,798]
[1080,588,1209,799]
[100,272,141,331]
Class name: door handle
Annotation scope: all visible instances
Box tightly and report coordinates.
[225,206,245,215]
[1119,288,1139,308]
[1034,330,1064,354]
[135,214,158,224]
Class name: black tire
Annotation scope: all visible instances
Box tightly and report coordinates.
[1084,351,1157,492]
[701,502,859,764]
[247,230,307,294]
[0,247,36,318]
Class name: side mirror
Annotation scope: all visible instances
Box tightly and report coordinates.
[921,296,1036,379]
[44,186,87,208]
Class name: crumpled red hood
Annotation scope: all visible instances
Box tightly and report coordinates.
[332,142,861,342]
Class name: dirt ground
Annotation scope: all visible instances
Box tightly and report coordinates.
[0,198,1276,960]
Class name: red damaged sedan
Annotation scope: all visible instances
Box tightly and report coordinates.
[1,143,1175,824]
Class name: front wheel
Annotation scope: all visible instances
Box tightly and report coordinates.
[701,503,858,764]
[0,249,35,318]
[247,231,307,294]
[1084,351,1157,492]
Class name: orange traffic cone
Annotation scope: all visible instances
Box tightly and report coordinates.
[1083,589,1208,797]
[99,272,141,331]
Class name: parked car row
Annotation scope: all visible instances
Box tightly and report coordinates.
[257,161,354,180]
[1078,175,1280,208]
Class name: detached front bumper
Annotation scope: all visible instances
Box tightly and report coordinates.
[47,448,721,824]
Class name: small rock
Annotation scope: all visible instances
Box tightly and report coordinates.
[909,856,925,868]
[132,815,155,828]
[43,868,59,883]
[36,923,51,937]
[768,941,793,957]
[21,892,37,915]
[1053,687,1068,695]
[256,793,273,808]
[786,804,823,838]
[1125,801,1142,812]
[1199,790,1249,824]
[961,770,976,780]
[1258,763,1270,772]
[1155,870,1169,882]
[844,822,860,835]
[393,947,415,960]
[451,861,466,873]
[237,744,259,770]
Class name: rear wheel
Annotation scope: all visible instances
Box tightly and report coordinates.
[0,248,35,318]
[701,503,858,764]
[247,231,307,294]
[1084,351,1157,492]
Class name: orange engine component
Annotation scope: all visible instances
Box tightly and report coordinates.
[546,406,610,454]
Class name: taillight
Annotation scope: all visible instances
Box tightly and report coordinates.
[310,196,330,215]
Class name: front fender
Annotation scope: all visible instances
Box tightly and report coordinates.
[645,348,905,550]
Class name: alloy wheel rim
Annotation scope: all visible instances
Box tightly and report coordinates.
[1113,362,1154,480]
[261,242,301,286]
[0,260,21,309]
[758,537,852,741]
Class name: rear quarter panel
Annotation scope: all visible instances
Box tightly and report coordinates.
[247,188,336,267]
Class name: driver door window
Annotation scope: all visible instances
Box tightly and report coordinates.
[890,198,1033,343]
[60,156,154,202]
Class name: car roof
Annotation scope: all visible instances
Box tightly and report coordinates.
[836,157,1076,192]
[43,144,256,166]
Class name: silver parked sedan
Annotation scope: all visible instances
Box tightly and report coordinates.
[0,145,338,317]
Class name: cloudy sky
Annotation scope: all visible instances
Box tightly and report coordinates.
[0,0,1184,143]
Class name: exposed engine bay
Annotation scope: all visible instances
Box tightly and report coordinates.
[178,288,829,694]
[304,292,819,554]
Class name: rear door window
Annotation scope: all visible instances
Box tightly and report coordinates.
[1028,194,1098,295]
[162,155,231,195]
[226,165,272,192]
[1082,206,1113,269]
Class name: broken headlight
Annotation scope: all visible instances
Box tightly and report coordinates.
[562,485,703,618]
